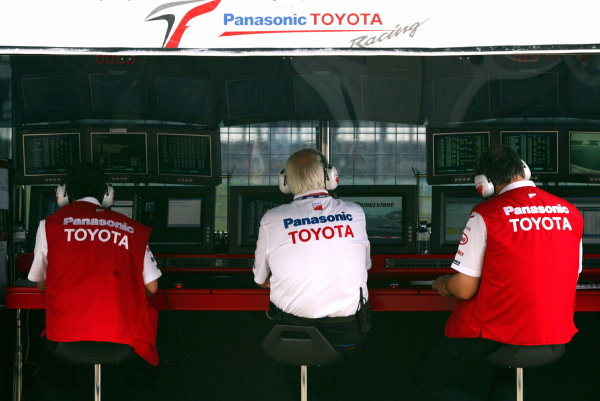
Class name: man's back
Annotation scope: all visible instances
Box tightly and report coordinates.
[254,194,370,318]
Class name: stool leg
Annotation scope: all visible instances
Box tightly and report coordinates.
[516,367,523,401]
[301,365,307,401]
[95,364,101,401]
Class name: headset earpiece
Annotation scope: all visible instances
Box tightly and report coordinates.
[56,184,69,207]
[323,163,339,191]
[474,174,495,198]
[521,160,531,180]
[102,184,114,208]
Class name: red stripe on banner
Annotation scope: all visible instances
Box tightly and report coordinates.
[166,0,223,48]
[219,29,390,37]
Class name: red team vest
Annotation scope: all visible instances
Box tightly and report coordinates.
[44,201,159,366]
[445,186,584,345]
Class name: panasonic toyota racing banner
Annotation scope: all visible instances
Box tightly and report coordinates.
[0,0,599,54]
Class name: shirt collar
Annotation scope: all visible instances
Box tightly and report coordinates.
[75,197,101,206]
[293,189,329,200]
[498,180,536,195]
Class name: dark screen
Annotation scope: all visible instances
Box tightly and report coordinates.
[22,133,80,176]
[157,133,212,176]
[501,131,558,173]
[433,132,489,176]
[89,74,147,113]
[442,196,482,245]
[22,75,81,115]
[91,133,147,174]
[240,196,290,246]
[156,75,213,118]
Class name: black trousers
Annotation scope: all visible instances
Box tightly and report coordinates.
[268,303,370,401]
[415,337,517,401]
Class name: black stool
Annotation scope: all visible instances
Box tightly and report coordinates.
[485,344,565,401]
[262,324,342,401]
[55,341,134,401]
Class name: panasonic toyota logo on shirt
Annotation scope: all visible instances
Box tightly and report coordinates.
[62,217,134,249]
[503,204,573,233]
[282,212,355,244]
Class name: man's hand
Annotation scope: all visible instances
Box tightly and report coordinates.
[433,274,453,297]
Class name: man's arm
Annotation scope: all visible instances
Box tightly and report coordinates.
[145,279,158,296]
[253,221,271,287]
[29,220,48,290]
[256,275,271,289]
[143,247,161,297]
[433,273,480,300]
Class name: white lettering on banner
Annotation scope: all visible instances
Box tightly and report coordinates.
[64,228,130,249]
[288,224,354,244]
[63,217,135,233]
[503,204,570,216]
[507,217,572,233]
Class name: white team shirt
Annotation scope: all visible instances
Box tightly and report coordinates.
[253,189,371,318]
[28,197,162,285]
[452,181,583,277]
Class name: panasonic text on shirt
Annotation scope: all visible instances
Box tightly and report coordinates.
[282,212,353,229]
[502,204,573,233]
[63,217,135,233]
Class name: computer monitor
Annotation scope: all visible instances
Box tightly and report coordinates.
[25,185,60,252]
[333,185,418,253]
[227,186,293,254]
[19,131,81,184]
[501,130,559,181]
[89,132,148,182]
[427,130,490,185]
[568,131,600,183]
[154,131,222,185]
[544,186,600,254]
[430,186,484,254]
[134,186,215,253]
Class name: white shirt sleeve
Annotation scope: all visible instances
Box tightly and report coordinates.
[253,220,271,285]
[451,211,487,278]
[142,246,162,285]
[579,240,583,274]
[28,220,48,282]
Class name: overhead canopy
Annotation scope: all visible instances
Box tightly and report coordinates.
[0,0,599,55]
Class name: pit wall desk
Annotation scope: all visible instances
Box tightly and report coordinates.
[7,253,600,401]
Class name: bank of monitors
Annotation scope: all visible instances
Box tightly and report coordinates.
[427,129,490,185]
[155,131,221,185]
[567,131,600,183]
[227,186,293,253]
[19,131,82,184]
[89,131,148,182]
[133,186,215,253]
[500,130,560,181]
[333,185,418,253]
[544,186,600,254]
[430,186,484,254]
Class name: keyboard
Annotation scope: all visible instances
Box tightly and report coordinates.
[576,282,600,290]
[385,258,453,269]
[156,257,254,269]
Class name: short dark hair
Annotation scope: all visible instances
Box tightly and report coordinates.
[476,145,524,185]
[66,162,107,203]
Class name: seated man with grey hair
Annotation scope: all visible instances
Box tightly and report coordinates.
[254,148,372,401]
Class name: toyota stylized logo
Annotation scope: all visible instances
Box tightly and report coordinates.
[146,0,222,48]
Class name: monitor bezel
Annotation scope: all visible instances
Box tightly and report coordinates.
[499,129,561,182]
[430,185,484,254]
[88,131,149,182]
[227,185,293,254]
[565,130,600,184]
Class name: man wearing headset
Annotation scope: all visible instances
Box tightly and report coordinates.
[253,148,371,401]
[418,145,583,400]
[28,162,162,378]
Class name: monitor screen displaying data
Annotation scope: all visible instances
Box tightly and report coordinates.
[501,130,559,174]
[157,133,213,177]
[429,131,489,184]
[22,133,80,177]
[228,186,292,253]
[90,132,147,174]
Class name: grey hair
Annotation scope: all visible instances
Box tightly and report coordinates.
[284,148,327,195]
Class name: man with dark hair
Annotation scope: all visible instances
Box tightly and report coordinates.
[417,145,584,400]
[254,148,371,401]
[28,162,162,372]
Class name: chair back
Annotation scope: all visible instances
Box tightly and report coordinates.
[262,324,342,366]
[486,344,565,368]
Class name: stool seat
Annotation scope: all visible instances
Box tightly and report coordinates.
[55,341,134,365]
[486,344,565,368]
[262,324,342,366]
